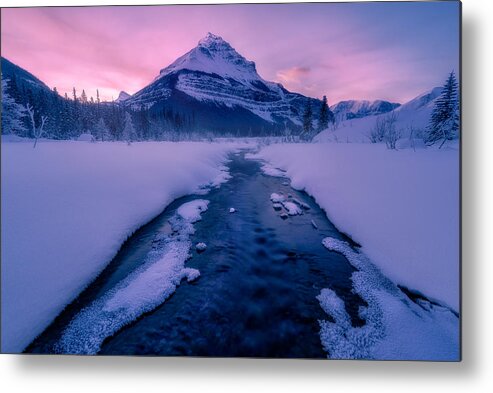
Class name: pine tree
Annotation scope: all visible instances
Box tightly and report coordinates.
[8,73,21,103]
[93,117,111,141]
[1,77,27,135]
[122,111,137,144]
[302,100,313,140]
[318,95,329,131]
[425,71,459,147]
[137,106,150,140]
[81,89,88,104]
[49,87,62,139]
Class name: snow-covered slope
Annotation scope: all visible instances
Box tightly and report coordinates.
[125,33,330,134]
[1,57,51,94]
[330,99,400,121]
[316,87,442,143]
[396,86,442,112]
[157,33,260,84]
[1,140,237,353]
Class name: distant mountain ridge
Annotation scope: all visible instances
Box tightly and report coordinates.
[330,99,401,121]
[315,87,443,143]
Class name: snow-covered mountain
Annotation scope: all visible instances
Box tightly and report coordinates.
[115,91,131,103]
[125,33,331,135]
[315,87,443,143]
[330,99,400,122]
[395,87,442,112]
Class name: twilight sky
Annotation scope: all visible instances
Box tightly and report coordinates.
[1,2,460,104]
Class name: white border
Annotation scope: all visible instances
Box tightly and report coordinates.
[1,0,492,391]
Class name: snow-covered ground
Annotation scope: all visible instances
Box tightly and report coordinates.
[318,237,458,360]
[254,142,459,311]
[55,199,209,354]
[1,140,237,353]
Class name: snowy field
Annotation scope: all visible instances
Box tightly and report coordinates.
[1,140,237,353]
[254,142,460,311]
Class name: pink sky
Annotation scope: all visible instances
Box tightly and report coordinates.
[1,3,459,104]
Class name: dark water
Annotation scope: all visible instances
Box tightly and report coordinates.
[28,150,366,358]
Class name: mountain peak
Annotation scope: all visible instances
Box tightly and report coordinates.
[198,32,228,48]
[115,91,131,103]
[157,33,259,83]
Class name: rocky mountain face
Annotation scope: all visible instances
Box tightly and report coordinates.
[330,99,401,122]
[124,33,332,135]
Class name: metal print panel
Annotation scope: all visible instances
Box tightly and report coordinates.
[0,1,461,360]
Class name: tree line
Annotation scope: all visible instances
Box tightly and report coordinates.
[2,71,337,144]
[1,76,204,143]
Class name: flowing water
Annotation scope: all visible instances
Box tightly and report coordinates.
[28,150,367,358]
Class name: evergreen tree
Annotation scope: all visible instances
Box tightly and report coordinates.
[81,89,88,104]
[136,106,150,140]
[8,73,21,103]
[122,111,137,144]
[72,87,83,135]
[302,100,313,140]
[1,77,27,135]
[49,87,62,139]
[59,97,73,137]
[93,117,111,141]
[318,95,329,131]
[425,71,459,147]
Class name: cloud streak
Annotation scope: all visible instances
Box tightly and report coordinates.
[1,3,459,104]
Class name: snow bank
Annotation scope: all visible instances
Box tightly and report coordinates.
[255,143,459,310]
[77,133,95,142]
[318,237,459,360]
[55,199,209,355]
[1,141,236,353]
[177,199,209,222]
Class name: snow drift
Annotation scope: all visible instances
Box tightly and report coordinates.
[1,140,236,353]
[55,199,209,355]
[318,237,458,361]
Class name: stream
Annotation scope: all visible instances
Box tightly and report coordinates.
[27,150,368,358]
